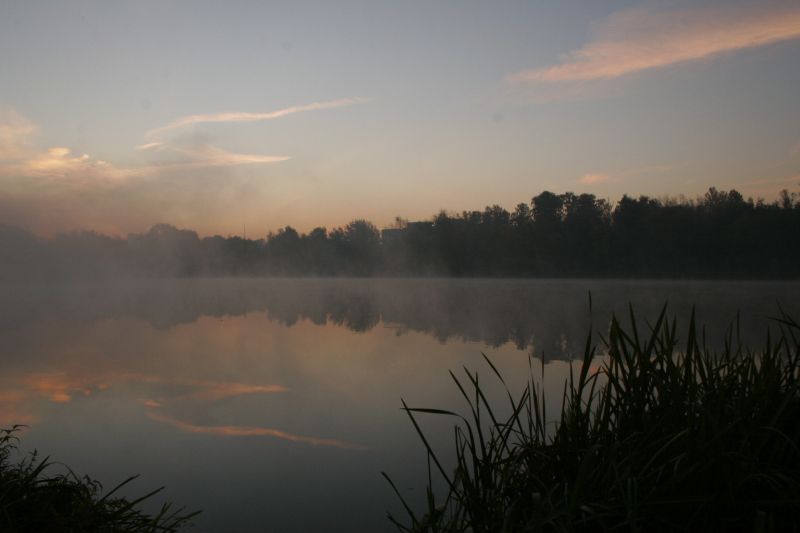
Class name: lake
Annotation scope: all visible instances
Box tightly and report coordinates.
[1,278,798,532]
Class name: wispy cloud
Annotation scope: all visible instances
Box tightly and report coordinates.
[145,97,366,139]
[135,142,163,151]
[579,173,611,185]
[578,165,671,186]
[139,143,291,168]
[509,3,800,84]
[0,98,364,183]
[148,412,367,450]
[136,97,366,171]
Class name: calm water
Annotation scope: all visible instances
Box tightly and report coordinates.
[1,278,799,532]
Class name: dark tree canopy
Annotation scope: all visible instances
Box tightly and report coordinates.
[1,187,798,280]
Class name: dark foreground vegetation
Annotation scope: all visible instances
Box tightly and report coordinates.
[2,187,799,279]
[385,307,800,532]
[0,427,197,532]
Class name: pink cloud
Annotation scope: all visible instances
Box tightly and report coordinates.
[577,165,671,186]
[510,3,800,83]
[0,111,290,184]
[579,173,611,185]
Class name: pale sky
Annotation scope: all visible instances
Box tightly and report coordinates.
[1,0,799,237]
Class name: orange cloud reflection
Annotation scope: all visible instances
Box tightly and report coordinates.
[147,412,367,451]
[0,391,39,427]
[1,371,288,431]
[22,373,100,404]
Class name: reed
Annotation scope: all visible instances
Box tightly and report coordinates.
[384,305,800,532]
[0,426,198,532]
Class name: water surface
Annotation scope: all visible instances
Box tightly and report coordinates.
[1,279,798,532]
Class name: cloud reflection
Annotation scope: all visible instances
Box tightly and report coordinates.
[148,412,367,450]
[1,367,363,451]
[0,390,38,426]
[0,371,288,433]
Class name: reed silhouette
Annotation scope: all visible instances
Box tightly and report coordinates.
[0,426,198,532]
[385,306,800,531]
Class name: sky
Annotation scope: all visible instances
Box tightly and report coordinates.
[1,0,799,237]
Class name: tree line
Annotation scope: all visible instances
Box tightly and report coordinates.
[1,187,798,279]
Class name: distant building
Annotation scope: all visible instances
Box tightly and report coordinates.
[407,221,433,231]
[380,227,404,244]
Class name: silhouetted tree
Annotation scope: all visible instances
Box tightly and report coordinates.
[2,187,798,279]
[341,220,381,276]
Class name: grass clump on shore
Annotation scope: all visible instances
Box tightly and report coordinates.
[385,306,800,532]
[0,426,198,532]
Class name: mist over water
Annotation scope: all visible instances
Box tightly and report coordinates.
[1,278,798,531]
[3,278,797,349]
